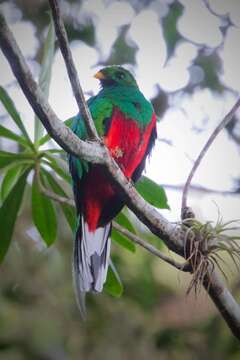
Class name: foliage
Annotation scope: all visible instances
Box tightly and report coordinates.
[0,169,29,261]
[182,218,240,294]
[162,1,184,61]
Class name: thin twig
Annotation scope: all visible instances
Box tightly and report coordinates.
[48,0,99,140]
[113,221,191,272]
[163,184,240,196]
[35,162,74,206]
[181,97,240,219]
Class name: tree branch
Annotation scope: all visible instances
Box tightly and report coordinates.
[203,271,240,337]
[1,9,240,339]
[48,0,99,140]
[112,221,191,271]
[162,183,240,196]
[35,162,74,206]
[181,97,240,219]
[0,13,104,164]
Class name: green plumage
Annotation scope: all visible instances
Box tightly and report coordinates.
[68,66,157,307]
[71,83,153,179]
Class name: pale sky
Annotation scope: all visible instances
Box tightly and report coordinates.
[0,0,240,224]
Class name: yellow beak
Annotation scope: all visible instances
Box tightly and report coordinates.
[94,71,105,80]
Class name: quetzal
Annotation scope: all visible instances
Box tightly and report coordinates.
[69,66,157,301]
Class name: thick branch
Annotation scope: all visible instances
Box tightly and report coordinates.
[1,11,240,339]
[105,157,184,254]
[203,271,240,338]
[48,0,99,140]
[0,13,105,164]
[181,98,240,218]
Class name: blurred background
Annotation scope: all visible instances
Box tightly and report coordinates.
[0,0,240,359]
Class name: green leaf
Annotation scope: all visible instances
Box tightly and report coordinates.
[0,151,33,170]
[104,260,123,297]
[0,124,29,147]
[1,163,28,201]
[106,24,137,65]
[162,2,184,61]
[115,212,136,234]
[0,86,32,144]
[194,51,224,93]
[34,16,55,142]
[43,155,71,183]
[135,176,170,209]
[38,117,74,147]
[42,169,76,231]
[32,174,57,246]
[65,20,95,46]
[112,212,136,252]
[0,169,29,262]
[111,228,136,252]
[45,149,65,154]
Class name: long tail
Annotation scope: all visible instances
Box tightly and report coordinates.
[73,216,111,317]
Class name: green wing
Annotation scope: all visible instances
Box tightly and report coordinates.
[69,95,113,180]
[69,85,153,180]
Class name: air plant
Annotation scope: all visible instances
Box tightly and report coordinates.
[182,218,240,294]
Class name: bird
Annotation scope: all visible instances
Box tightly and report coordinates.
[69,66,157,314]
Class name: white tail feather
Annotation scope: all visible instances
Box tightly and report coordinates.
[73,217,111,294]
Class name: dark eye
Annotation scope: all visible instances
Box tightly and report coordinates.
[116,72,125,79]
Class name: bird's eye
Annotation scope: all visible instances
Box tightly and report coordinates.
[116,72,125,80]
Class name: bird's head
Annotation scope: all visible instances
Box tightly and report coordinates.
[94,66,138,88]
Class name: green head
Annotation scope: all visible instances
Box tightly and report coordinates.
[94,66,138,88]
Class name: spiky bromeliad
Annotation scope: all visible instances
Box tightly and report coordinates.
[69,66,157,309]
